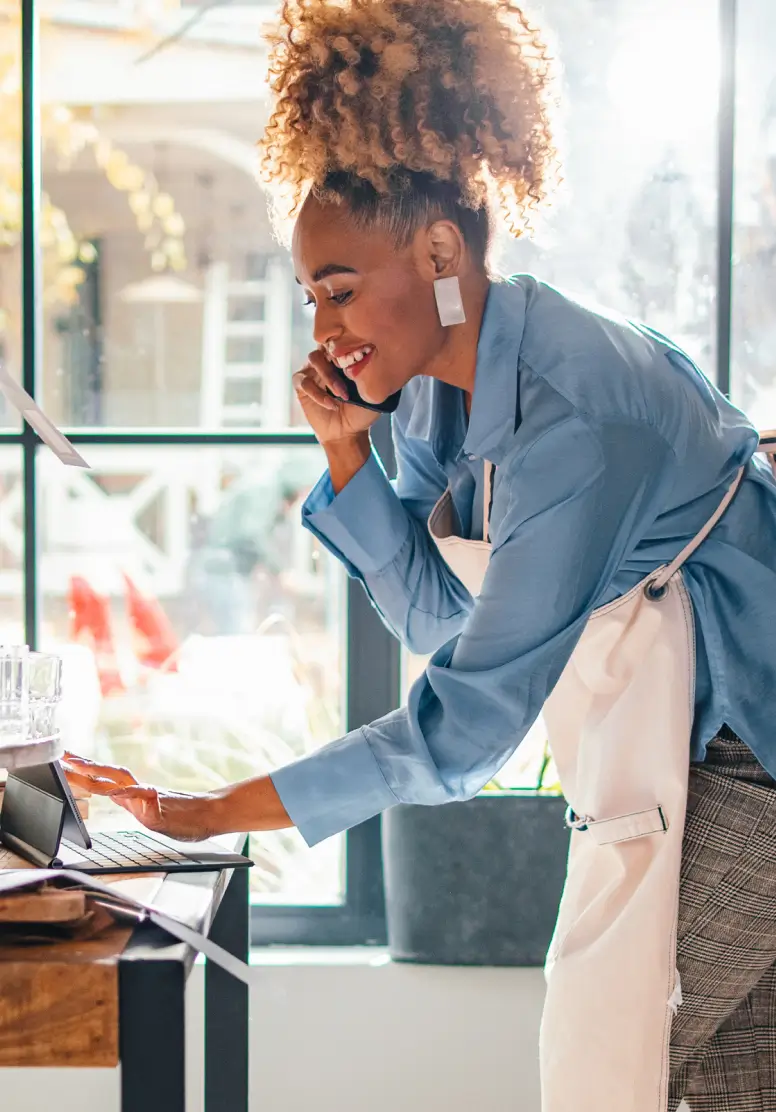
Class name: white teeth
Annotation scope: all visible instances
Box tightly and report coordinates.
[335,346,372,370]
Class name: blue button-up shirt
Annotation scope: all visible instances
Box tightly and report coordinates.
[271,276,776,847]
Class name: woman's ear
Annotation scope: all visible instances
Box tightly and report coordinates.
[420,219,466,279]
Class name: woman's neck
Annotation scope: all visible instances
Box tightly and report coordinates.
[423,273,491,412]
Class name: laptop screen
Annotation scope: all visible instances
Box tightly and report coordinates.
[1,762,91,861]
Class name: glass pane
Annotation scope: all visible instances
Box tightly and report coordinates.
[0,447,25,789]
[497,0,719,377]
[0,0,23,426]
[39,444,346,904]
[39,0,309,430]
[0,448,25,641]
[731,0,776,421]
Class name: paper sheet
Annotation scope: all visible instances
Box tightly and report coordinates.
[0,366,90,468]
[0,868,251,984]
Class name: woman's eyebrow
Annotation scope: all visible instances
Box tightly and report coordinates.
[294,263,358,285]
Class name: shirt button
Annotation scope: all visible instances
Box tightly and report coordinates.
[468,455,477,461]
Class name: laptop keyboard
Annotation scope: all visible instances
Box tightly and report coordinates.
[61,830,200,869]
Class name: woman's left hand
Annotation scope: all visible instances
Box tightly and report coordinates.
[62,753,224,843]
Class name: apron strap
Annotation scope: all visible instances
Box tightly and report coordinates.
[652,431,776,590]
[650,467,745,591]
[484,431,774,584]
[565,804,668,845]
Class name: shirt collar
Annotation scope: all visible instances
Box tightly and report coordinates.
[461,278,526,466]
[401,277,527,466]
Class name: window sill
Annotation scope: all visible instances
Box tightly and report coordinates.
[193,946,390,968]
[250,945,391,967]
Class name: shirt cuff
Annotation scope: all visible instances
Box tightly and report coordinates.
[301,450,411,575]
[271,730,398,846]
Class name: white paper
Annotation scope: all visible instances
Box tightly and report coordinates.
[148,909,252,983]
[0,366,90,468]
[0,868,251,984]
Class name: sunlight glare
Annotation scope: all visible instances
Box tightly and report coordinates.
[608,9,720,150]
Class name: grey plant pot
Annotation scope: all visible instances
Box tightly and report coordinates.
[382,793,570,967]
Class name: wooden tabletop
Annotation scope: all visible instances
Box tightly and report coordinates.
[0,834,245,1069]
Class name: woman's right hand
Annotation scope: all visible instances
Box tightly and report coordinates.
[293,349,380,445]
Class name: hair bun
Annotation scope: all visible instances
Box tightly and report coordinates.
[259,0,559,238]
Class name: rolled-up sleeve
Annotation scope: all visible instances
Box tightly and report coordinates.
[272,413,677,846]
[302,451,411,575]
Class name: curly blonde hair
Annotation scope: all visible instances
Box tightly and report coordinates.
[258,0,559,253]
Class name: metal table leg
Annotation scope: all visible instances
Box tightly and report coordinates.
[120,960,186,1112]
[205,852,250,1112]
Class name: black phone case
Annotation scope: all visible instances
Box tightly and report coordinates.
[326,373,401,414]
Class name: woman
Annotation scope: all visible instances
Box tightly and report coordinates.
[64,1,776,1109]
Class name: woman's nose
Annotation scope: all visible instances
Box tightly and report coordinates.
[312,302,342,349]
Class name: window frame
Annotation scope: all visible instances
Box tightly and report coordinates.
[14,0,739,945]
[15,0,400,947]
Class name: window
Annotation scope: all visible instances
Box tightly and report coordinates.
[0,450,24,641]
[0,0,22,426]
[38,444,346,904]
[4,0,764,944]
[731,0,776,420]
[6,0,395,945]
[498,0,720,376]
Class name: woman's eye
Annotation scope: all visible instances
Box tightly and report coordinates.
[303,297,315,307]
[330,290,352,305]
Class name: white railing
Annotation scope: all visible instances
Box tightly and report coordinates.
[0,445,326,599]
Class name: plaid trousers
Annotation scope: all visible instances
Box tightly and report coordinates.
[668,728,776,1111]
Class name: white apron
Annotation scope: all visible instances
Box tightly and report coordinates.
[427,438,775,1112]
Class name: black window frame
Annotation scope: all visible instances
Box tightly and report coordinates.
[14,0,738,945]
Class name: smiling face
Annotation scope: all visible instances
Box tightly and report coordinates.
[292,195,458,405]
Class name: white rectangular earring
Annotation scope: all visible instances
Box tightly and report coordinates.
[434,276,466,327]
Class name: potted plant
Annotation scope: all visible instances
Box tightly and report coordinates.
[382,724,570,966]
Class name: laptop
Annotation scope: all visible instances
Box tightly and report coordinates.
[0,761,254,875]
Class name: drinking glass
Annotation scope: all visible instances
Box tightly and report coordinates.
[0,646,29,749]
[29,651,63,739]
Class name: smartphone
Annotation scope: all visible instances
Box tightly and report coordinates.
[326,372,402,415]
